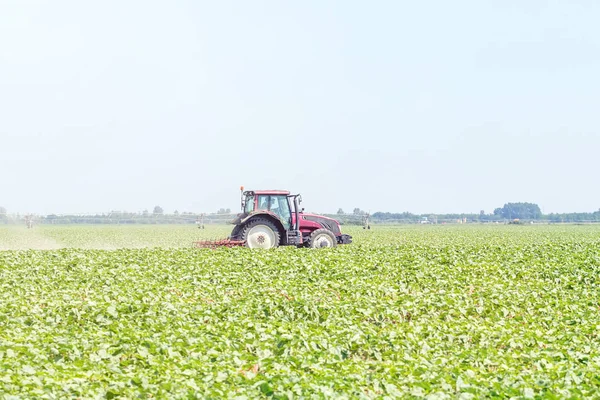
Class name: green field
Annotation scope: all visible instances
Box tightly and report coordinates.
[1,225,600,398]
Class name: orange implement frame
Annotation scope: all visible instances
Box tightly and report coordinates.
[193,239,246,249]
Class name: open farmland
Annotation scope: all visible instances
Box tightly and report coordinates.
[1,225,600,398]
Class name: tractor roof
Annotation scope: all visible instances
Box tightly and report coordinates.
[246,190,291,196]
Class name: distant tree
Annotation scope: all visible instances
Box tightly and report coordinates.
[217,208,231,214]
[353,208,364,215]
[0,206,6,215]
[173,210,179,216]
[142,209,149,217]
[153,206,164,215]
[496,202,541,220]
[337,208,345,215]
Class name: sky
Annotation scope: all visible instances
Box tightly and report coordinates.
[1,0,599,215]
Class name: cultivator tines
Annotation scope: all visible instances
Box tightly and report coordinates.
[193,238,246,249]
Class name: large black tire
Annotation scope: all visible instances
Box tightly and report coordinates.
[229,224,243,240]
[308,229,337,248]
[240,218,281,249]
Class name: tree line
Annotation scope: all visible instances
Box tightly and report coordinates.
[1,203,600,225]
[365,203,600,223]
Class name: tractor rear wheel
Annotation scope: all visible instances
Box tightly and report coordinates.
[241,218,281,249]
[308,229,337,248]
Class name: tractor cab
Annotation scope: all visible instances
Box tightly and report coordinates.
[242,190,295,229]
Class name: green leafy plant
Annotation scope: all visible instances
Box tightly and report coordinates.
[1,225,599,398]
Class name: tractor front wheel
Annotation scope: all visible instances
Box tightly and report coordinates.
[308,229,337,248]
[241,218,281,249]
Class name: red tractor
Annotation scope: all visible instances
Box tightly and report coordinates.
[195,188,352,249]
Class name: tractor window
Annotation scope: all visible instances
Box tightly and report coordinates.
[257,195,269,211]
[254,195,291,229]
[271,195,291,229]
[244,195,255,214]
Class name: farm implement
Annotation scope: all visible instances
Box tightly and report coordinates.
[193,238,245,248]
[194,187,352,249]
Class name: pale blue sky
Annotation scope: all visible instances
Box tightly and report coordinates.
[1,1,598,215]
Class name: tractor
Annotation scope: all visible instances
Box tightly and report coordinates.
[194,188,352,249]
